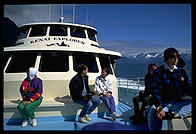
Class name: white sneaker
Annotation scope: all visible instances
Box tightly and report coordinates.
[111,112,121,119]
[21,120,29,127]
[85,114,91,121]
[32,119,37,127]
[78,117,88,123]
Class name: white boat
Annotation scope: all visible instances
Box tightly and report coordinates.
[3,18,122,127]
[3,18,191,131]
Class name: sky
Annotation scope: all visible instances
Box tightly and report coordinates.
[4,4,191,52]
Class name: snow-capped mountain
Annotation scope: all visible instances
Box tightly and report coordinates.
[100,40,191,64]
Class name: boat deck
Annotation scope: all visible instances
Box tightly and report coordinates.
[4,102,149,131]
[4,100,191,131]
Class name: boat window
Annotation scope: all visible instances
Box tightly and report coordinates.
[29,25,47,37]
[73,54,98,73]
[87,30,97,42]
[70,27,86,38]
[49,25,67,36]
[98,56,113,75]
[3,52,10,70]
[5,52,37,73]
[18,26,29,39]
[39,52,69,72]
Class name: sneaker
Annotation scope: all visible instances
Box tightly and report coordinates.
[78,117,88,123]
[32,119,37,127]
[85,114,91,121]
[21,120,29,127]
[111,112,121,119]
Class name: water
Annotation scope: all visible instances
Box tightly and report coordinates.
[115,63,192,80]
[115,63,148,79]
[118,87,139,106]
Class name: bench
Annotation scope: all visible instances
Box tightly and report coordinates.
[162,116,192,130]
[4,95,108,125]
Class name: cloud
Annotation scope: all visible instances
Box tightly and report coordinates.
[4,4,73,27]
[99,40,191,57]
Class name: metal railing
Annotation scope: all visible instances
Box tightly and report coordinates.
[117,77,145,90]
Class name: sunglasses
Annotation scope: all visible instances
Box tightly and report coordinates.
[170,54,180,59]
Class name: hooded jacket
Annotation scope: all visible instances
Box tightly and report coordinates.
[20,76,43,102]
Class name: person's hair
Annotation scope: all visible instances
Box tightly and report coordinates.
[77,64,88,75]
[148,62,157,71]
[177,57,186,68]
[102,67,109,75]
[164,47,180,62]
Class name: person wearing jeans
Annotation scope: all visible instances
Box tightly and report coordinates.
[74,96,101,119]
[69,64,101,123]
[147,47,192,130]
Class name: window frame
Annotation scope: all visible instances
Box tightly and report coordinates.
[18,26,30,39]
[73,53,99,73]
[5,52,37,73]
[87,29,97,42]
[70,26,86,38]
[49,25,68,36]
[39,51,69,72]
[29,25,48,37]
[98,55,113,75]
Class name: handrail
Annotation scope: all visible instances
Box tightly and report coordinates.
[117,77,145,90]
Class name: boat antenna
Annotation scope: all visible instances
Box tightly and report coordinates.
[61,4,63,17]
[48,4,51,22]
[73,4,75,23]
[59,4,64,23]
[86,8,88,25]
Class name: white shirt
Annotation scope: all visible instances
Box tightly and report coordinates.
[95,75,113,94]
[82,77,87,96]
[164,63,178,72]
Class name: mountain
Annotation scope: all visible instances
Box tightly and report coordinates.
[99,40,191,64]
[114,52,192,79]
[116,52,191,65]
[100,40,191,59]
[3,17,20,47]
[99,40,192,79]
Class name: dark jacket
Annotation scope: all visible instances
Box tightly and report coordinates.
[152,65,192,107]
[69,74,91,101]
[144,72,154,97]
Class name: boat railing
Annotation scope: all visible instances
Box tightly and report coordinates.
[117,77,145,91]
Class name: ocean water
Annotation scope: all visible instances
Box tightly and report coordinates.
[115,63,148,79]
[115,63,192,80]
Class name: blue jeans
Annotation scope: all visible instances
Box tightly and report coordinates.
[100,95,116,114]
[147,99,192,130]
[74,96,101,118]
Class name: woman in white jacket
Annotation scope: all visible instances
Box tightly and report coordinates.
[95,67,121,119]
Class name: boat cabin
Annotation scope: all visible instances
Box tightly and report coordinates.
[3,22,121,119]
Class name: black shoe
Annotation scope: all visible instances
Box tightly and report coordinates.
[129,115,136,120]
[132,115,147,125]
[162,111,174,120]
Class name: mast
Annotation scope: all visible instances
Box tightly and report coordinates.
[61,4,63,17]
[73,4,75,23]
[48,4,51,22]
[59,4,64,23]
[86,8,88,25]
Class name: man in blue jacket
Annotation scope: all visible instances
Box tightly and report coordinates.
[147,47,192,130]
[69,64,101,123]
